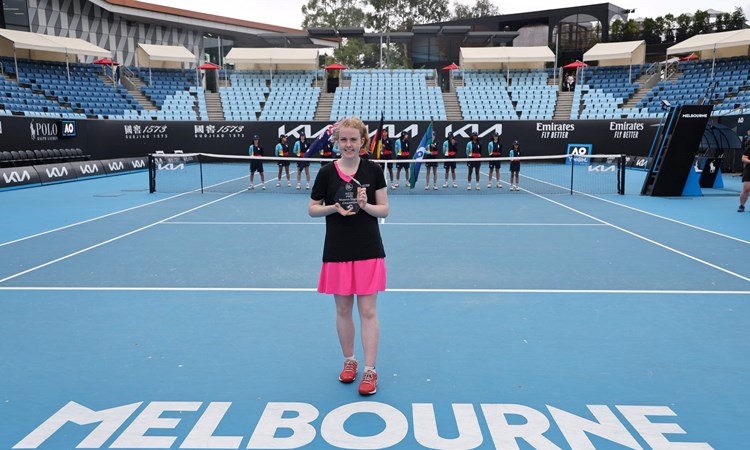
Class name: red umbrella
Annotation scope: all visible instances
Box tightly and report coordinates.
[441,62,460,71]
[563,60,587,69]
[679,53,699,61]
[197,62,221,70]
[324,63,347,70]
[92,57,119,66]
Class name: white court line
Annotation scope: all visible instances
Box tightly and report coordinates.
[523,188,750,284]
[161,221,606,227]
[0,173,260,249]
[580,192,750,245]
[0,189,246,284]
[0,286,748,295]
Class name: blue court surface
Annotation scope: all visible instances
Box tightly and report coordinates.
[1,166,749,450]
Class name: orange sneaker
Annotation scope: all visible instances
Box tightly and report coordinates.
[339,359,358,383]
[358,369,378,395]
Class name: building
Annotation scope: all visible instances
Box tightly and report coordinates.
[0,0,334,67]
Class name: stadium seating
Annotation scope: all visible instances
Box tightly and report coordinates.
[260,70,320,121]
[507,69,556,120]
[457,70,518,120]
[639,57,750,116]
[331,69,446,121]
[573,64,649,119]
[220,71,269,121]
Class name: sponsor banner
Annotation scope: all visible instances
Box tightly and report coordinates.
[0,117,663,161]
[72,160,106,178]
[36,162,77,184]
[632,156,651,170]
[101,157,148,175]
[0,166,41,189]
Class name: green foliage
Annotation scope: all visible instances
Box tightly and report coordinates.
[452,0,499,20]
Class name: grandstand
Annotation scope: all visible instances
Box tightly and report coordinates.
[331,69,446,121]
[4,53,750,123]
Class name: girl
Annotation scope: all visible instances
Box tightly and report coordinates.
[308,117,389,396]
[425,130,439,190]
[248,135,266,190]
[275,134,291,187]
[294,132,311,190]
[466,131,482,190]
[509,140,522,191]
[442,132,458,188]
[487,133,502,188]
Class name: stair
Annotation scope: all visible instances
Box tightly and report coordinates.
[442,92,463,121]
[622,74,656,110]
[204,92,224,121]
[123,74,158,110]
[554,91,573,120]
[315,93,334,121]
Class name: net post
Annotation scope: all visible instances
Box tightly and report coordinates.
[619,154,626,195]
[199,154,205,194]
[148,154,155,193]
[569,154,575,195]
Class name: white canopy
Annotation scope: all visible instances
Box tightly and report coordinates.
[583,40,645,66]
[667,29,750,59]
[136,43,196,69]
[459,46,555,70]
[225,47,318,70]
[0,29,110,62]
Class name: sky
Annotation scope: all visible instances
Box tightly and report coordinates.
[141,0,750,30]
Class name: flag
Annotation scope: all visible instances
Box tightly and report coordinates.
[409,122,433,189]
[369,112,384,159]
[304,123,334,158]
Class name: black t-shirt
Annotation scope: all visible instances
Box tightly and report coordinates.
[311,160,387,262]
[743,144,750,178]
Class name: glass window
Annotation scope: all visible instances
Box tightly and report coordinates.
[2,0,30,31]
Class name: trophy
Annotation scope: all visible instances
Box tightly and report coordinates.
[335,180,360,213]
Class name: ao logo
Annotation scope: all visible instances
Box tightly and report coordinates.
[62,121,75,136]
[45,167,68,178]
[569,146,589,156]
[3,170,30,183]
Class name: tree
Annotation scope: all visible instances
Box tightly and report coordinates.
[367,0,450,32]
[641,18,661,44]
[675,13,692,42]
[691,10,710,36]
[729,7,747,30]
[661,14,676,43]
[452,0,499,20]
[301,0,379,69]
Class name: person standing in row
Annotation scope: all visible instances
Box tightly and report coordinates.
[294,132,311,190]
[738,130,750,211]
[378,128,395,186]
[509,140,522,191]
[424,130,439,190]
[394,131,411,188]
[308,117,389,396]
[275,134,291,187]
[487,133,502,189]
[442,132,458,188]
[248,134,266,190]
[466,131,482,190]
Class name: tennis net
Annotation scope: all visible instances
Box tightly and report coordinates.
[148,153,626,195]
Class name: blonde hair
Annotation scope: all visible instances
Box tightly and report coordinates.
[332,117,370,151]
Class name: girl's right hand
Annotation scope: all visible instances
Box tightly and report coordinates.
[334,203,356,216]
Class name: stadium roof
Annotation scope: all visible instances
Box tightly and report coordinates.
[0,29,110,58]
[460,46,554,69]
[584,40,645,65]
[667,29,750,56]
[92,0,336,48]
[225,47,319,70]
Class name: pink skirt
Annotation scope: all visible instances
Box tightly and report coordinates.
[318,258,386,296]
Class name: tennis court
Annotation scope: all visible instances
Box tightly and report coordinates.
[1,162,748,450]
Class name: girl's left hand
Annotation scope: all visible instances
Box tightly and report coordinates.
[356,187,367,210]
